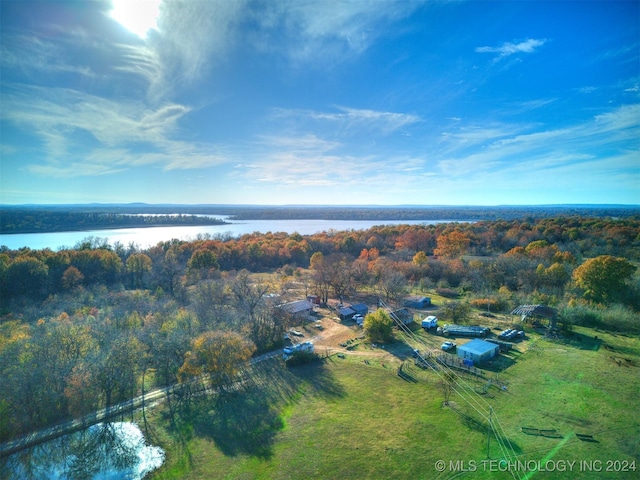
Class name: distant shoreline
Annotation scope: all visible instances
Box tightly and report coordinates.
[1,204,638,235]
[0,222,230,236]
[0,212,229,235]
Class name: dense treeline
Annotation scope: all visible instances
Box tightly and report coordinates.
[0,210,227,234]
[2,204,638,231]
[0,216,638,442]
[221,205,640,221]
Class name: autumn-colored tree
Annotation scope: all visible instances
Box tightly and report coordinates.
[536,262,571,289]
[309,251,324,270]
[412,251,429,265]
[62,265,84,290]
[188,248,219,271]
[363,309,394,343]
[178,330,255,390]
[573,255,636,304]
[126,253,152,288]
[525,239,559,262]
[5,256,49,297]
[433,231,470,258]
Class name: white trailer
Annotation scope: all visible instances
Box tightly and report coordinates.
[421,316,438,329]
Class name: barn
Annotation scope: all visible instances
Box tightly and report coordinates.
[403,296,432,309]
[511,304,557,328]
[456,339,499,365]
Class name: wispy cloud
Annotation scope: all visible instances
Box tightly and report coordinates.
[274,106,421,135]
[475,38,547,60]
[247,0,424,63]
[153,0,246,86]
[2,84,231,177]
[435,103,640,179]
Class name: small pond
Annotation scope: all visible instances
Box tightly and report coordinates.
[1,422,164,479]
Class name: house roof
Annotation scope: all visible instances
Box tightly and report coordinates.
[281,300,314,314]
[511,304,557,318]
[391,308,412,320]
[405,295,431,302]
[350,303,369,314]
[457,339,499,356]
[339,306,356,316]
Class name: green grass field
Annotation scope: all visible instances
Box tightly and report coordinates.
[147,325,639,480]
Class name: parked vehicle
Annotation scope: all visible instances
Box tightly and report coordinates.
[283,341,314,360]
[441,341,457,351]
[498,329,525,340]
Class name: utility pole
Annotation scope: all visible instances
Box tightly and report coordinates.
[487,406,493,458]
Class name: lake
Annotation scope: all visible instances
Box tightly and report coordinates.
[1,422,164,480]
[0,218,461,251]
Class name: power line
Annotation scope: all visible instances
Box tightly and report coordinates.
[378,300,523,480]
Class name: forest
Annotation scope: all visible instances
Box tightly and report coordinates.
[0,215,639,444]
[0,210,227,234]
[3,204,639,234]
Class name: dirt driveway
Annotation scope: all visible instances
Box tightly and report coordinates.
[294,310,407,361]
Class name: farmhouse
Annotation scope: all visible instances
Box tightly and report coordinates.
[456,339,499,365]
[338,303,369,320]
[280,300,315,318]
[391,308,414,325]
[338,306,356,320]
[403,296,431,309]
[350,303,369,316]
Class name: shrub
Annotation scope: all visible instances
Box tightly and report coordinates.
[436,287,459,298]
[285,351,319,366]
[439,301,471,324]
[560,303,640,334]
[470,298,504,312]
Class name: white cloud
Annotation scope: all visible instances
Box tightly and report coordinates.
[153,0,247,85]
[1,84,232,177]
[434,103,640,181]
[261,0,423,61]
[27,162,127,178]
[475,38,547,60]
[150,0,423,75]
[274,106,421,135]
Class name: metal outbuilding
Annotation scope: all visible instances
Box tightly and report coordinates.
[403,296,432,309]
[456,338,499,365]
[511,304,557,327]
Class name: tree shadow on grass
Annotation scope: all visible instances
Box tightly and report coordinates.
[447,402,523,455]
[190,357,345,459]
[558,332,602,351]
[482,354,517,373]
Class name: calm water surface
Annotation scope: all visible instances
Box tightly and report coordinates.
[1,218,459,251]
[1,422,164,480]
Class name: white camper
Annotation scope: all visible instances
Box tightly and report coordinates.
[421,316,438,329]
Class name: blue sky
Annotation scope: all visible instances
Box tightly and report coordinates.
[1,0,638,206]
